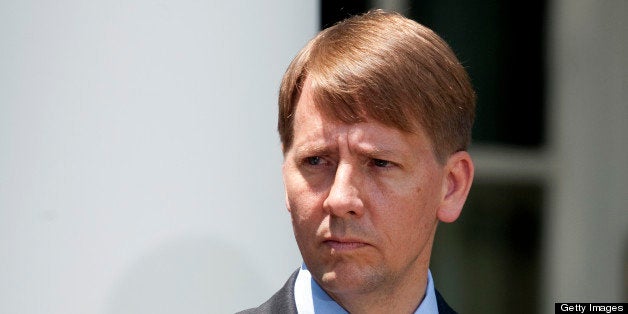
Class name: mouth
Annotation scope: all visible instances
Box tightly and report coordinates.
[323,238,369,251]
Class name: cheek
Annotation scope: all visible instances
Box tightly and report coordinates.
[288,193,324,227]
[284,179,324,229]
[287,191,327,256]
[283,166,305,212]
[284,165,327,216]
[374,179,441,243]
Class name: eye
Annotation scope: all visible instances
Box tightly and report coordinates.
[306,156,323,166]
[297,156,333,171]
[371,158,392,168]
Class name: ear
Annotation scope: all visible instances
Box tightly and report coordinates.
[437,151,474,223]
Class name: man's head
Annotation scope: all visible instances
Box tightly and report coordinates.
[278,10,475,162]
[279,10,475,310]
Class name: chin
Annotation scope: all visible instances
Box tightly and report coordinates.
[317,263,386,294]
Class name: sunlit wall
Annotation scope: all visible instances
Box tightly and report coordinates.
[0,1,316,313]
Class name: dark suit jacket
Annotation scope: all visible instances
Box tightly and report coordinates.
[237,270,457,314]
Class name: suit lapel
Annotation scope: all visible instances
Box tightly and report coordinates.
[435,289,458,314]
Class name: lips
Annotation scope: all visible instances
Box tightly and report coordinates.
[323,237,369,251]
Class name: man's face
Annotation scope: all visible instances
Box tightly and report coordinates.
[282,81,449,296]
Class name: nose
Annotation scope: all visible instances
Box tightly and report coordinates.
[323,162,365,218]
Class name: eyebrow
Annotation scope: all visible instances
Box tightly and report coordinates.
[356,146,404,160]
[292,142,334,157]
[293,142,406,160]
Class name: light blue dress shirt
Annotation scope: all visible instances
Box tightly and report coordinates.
[294,264,439,313]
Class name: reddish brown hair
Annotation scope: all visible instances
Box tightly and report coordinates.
[278,10,476,162]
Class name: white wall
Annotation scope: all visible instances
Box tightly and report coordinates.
[0,1,317,313]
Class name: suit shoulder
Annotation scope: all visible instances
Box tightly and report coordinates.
[235,270,299,314]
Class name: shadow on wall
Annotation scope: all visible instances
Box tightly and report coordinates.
[105,236,267,314]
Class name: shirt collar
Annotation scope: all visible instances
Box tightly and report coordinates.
[294,263,439,314]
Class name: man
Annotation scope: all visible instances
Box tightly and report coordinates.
[240,10,475,314]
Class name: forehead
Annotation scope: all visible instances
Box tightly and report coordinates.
[291,81,433,156]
